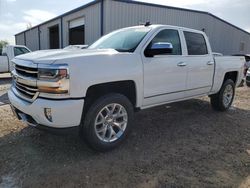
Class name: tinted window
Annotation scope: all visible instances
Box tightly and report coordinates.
[148,29,182,55]
[184,31,208,55]
[14,47,30,56]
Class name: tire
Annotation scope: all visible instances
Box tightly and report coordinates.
[210,79,235,111]
[80,93,134,152]
[246,82,250,87]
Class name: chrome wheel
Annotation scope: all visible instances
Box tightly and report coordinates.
[223,84,233,107]
[94,103,128,143]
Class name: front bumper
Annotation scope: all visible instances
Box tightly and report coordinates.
[8,88,84,129]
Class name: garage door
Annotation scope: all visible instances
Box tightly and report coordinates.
[69,17,85,45]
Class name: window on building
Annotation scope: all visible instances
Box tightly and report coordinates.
[147,29,182,55]
[184,31,208,55]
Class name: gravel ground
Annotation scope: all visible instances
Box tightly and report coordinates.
[0,76,249,188]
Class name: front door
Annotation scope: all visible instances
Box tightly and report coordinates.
[142,29,188,107]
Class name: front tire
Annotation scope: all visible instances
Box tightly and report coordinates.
[81,93,134,151]
[210,79,235,111]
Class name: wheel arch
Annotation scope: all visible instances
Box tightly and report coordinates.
[223,71,238,84]
[83,80,139,114]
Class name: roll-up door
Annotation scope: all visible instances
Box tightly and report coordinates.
[69,17,85,45]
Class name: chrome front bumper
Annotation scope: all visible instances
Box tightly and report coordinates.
[8,88,84,128]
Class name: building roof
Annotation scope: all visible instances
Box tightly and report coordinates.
[15,0,250,36]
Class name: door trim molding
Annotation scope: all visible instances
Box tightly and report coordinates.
[144,85,211,99]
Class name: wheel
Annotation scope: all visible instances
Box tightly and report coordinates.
[246,82,250,87]
[80,93,134,151]
[210,79,235,111]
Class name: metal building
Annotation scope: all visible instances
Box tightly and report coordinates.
[15,0,250,55]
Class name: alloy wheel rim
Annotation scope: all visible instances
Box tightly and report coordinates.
[223,85,233,107]
[94,103,128,143]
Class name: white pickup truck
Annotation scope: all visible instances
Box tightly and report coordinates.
[0,45,31,73]
[8,24,245,151]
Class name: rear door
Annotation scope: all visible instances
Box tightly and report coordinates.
[183,31,214,97]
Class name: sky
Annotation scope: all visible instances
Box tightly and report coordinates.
[0,0,249,44]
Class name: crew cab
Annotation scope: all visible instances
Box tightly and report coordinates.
[0,45,31,73]
[8,24,245,151]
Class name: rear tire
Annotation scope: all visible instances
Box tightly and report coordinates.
[80,93,134,152]
[210,79,235,111]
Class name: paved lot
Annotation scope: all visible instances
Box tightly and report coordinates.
[0,76,249,188]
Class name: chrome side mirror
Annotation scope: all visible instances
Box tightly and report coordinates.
[145,42,173,57]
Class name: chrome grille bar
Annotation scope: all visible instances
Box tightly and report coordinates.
[12,60,39,102]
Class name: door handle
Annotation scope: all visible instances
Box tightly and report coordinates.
[177,62,187,67]
[207,61,214,65]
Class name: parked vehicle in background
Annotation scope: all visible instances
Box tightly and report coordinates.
[233,54,250,76]
[8,24,245,151]
[0,45,31,73]
[246,68,250,87]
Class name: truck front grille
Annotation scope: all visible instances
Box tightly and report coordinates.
[14,64,38,78]
[14,81,38,100]
[12,61,39,102]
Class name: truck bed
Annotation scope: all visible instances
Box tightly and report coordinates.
[211,56,245,93]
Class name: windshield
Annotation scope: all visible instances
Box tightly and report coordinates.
[89,27,151,52]
[14,47,30,56]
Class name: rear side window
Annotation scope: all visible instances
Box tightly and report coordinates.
[184,31,208,55]
[14,47,30,57]
[149,29,182,55]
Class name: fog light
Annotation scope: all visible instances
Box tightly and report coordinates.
[44,108,53,122]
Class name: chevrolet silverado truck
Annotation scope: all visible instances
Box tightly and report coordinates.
[8,24,245,151]
[0,45,31,73]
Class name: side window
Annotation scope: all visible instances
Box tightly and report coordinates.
[14,47,30,57]
[184,31,208,55]
[148,29,182,55]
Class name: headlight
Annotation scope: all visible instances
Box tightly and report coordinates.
[38,69,68,80]
[37,65,69,94]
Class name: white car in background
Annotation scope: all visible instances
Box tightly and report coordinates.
[0,45,31,73]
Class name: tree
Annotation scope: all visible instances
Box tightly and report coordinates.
[0,40,9,55]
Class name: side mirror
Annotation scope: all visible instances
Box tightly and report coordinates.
[145,42,173,57]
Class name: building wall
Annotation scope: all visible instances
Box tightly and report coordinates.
[15,2,101,51]
[25,27,39,51]
[15,33,25,46]
[62,2,101,47]
[104,0,250,55]
[15,0,250,55]
[39,18,61,50]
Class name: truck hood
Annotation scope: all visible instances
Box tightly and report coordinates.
[15,48,119,64]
